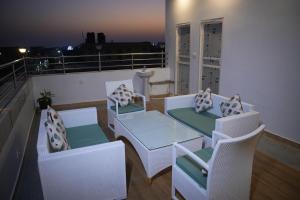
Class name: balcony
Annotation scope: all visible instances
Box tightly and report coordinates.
[0,51,299,199]
[1,0,300,199]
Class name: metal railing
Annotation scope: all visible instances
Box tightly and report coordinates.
[25,51,165,74]
[0,51,165,112]
[0,58,27,111]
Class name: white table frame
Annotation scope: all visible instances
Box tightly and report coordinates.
[114,113,203,180]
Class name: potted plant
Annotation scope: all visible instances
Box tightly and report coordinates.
[37,89,54,109]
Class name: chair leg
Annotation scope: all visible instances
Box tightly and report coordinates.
[171,182,177,200]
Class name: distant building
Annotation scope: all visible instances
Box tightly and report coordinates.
[86,32,96,44]
[0,47,20,64]
[100,42,164,54]
[156,42,165,49]
[29,47,60,57]
[97,33,106,44]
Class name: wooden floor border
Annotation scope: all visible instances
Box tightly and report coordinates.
[264,130,300,149]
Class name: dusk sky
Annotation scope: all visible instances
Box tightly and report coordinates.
[0,0,165,47]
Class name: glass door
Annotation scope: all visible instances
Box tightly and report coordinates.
[201,21,222,94]
[176,24,190,95]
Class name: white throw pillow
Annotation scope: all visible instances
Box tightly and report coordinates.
[110,84,135,107]
[194,88,213,112]
[44,121,69,151]
[220,94,244,117]
[47,106,67,138]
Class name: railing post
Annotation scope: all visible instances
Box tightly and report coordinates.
[23,57,27,78]
[98,52,102,71]
[12,64,17,88]
[62,55,66,73]
[131,53,134,70]
[161,51,164,68]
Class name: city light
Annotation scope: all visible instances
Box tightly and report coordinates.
[67,45,73,51]
[18,48,27,54]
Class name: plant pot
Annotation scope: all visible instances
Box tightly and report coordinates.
[38,98,52,110]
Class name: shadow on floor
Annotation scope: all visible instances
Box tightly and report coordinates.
[13,111,43,200]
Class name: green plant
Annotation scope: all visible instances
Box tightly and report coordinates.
[38,89,54,99]
[37,89,54,109]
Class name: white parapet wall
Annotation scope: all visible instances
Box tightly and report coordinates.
[0,80,36,199]
[31,68,170,105]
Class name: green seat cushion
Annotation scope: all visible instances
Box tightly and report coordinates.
[111,102,144,114]
[176,147,214,189]
[66,124,109,149]
[168,107,220,137]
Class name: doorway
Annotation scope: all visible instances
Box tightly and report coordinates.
[200,20,223,94]
[176,24,190,95]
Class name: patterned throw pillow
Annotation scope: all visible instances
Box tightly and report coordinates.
[110,84,135,107]
[47,106,67,138]
[194,88,213,112]
[220,94,244,117]
[44,121,69,151]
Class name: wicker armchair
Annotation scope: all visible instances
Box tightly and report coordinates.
[105,79,146,131]
[172,124,265,200]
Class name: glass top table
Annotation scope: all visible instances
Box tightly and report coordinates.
[117,110,203,150]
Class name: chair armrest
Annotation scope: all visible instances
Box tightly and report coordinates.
[215,111,260,138]
[212,130,231,148]
[107,96,120,115]
[173,143,209,171]
[164,94,196,114]
[58,107,98,128]
[107,96,118,105]
[134,93,146,109]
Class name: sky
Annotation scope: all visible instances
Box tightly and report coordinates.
[0,0,165,47]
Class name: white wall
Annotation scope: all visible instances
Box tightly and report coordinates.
[166,0,300,143]
[31,68,170,105]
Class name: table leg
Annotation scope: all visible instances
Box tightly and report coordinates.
[147,177,152,184]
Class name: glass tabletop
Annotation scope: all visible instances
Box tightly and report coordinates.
[118,110,203,150]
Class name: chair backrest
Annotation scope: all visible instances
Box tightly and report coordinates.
[207,124,265,200]
[105,79,134,97]
[215,111,261,139]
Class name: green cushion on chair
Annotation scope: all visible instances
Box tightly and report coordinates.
[176,147,214,189]
[66,124,109,149]
[111,102,144,114]
[168,107,219,137]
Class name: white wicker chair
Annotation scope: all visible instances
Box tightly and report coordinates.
[37,108,127,200]
[172,124,265,200]
[105,79,146,131]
